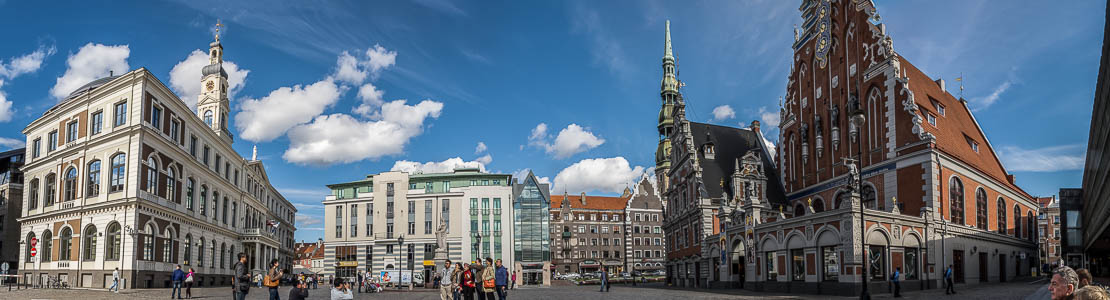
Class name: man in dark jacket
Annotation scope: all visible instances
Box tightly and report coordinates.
[172,265,185,299]
[494,259,509,300]
[944,264,955,295]
[233,253,251,300]
[288,279,309,300]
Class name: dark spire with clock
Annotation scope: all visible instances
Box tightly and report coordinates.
[197,20,232,141]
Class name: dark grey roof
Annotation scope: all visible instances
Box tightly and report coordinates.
[202,63,227,78]
[689,122,787,207]
[512,170,550,203]
[66,75,120,100]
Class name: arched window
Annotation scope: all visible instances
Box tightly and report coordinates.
[228,245,235,270]
[210,243,217,269]
[949,177,964,225]
[146,157,158,194]
[1013,205,1022,239]
[975,188,988,230]
[997,198,1007,234]
[212,191,220,220]
[83,225,98,261]
[143,223,155,261]
[41,230,53,262]
[220,243,227,269]
[813,198,825,213]
[59,227,73,261]
[1027,212,1035,241]
[106,222,121,260]
[184,234,192,265]
[110,153,126,192]
[64,167,78,202]
[166,168,176,201]
[200,185,208,216]
[197,238,205,267]
[28,178,39,210]
[794,204,806,217]
[861,185,877,209]
[203,110,213,126]
[162,228,174,263]
[87,160,101,197]
[222,196,229,224]
[44,173,56,206]
[25,232,36,262]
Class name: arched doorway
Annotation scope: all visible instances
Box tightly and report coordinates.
[731,239,746,288]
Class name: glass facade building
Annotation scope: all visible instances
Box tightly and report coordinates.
[511,171,551,285]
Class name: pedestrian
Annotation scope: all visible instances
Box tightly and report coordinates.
[452,262,464,300]
[944,264,955,295]
[1051,266,1079,300]
[288,279,309,300]
[357,270,364,293]
[494,259,508,300]
[256,273,263,288]
[482,258,497,300]
[265,259,284,300]
[233,253,251,300]
[1079,268,1094,289]
[330,278,353,300]
[599,269,609,292]
[184,268,195,299]
[109,267,120,293]
[510,271,516,290]
[172,264,185,299]
[462,263,476,300]
[890,267,901,298]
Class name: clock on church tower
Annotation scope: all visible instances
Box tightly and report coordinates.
[196,21,233,142]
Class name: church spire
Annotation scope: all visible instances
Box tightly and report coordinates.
[664,20,674,62]
[656,20,680,194]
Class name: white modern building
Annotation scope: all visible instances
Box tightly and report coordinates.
[323,168,514,287]
[17,30,296,289]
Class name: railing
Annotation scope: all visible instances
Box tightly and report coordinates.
[482,209,490,215]
[493,209,501,215]
[373,232,396,240]
[470,209,478,216]
[57,261,71,268]
[61,201,76,210]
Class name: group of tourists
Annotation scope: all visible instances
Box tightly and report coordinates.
[437,257,510,300]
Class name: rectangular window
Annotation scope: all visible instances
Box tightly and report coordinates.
[215,155,221,173]
[766,251,777,280]
[48,131,57,152]
[350,204,358,238]
[442,199,450,232]
[151,106,162,129]
[335,205,343,238]
[821,246,838,281]
[904,247,919,280]
[114,102,127,127]
[31,138,40,158]
[90,111,103,135]
[170,120,179,141]
[927,113,936,126]
[424,199,432,234]
[366,204,372,234]
[868,245,886,280]
[190,136,197,157]
[203,146,210,166]
[408,200,416,235]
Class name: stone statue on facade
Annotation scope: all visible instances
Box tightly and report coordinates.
[435,219,448,250]
[800,122,809,142]
[829,103,840,128]
[815,115,823,135]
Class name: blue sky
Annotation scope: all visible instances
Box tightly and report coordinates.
[0,0,1102,242]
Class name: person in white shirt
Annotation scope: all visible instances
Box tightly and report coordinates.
[109,268,120,293]
[330,278,353,300]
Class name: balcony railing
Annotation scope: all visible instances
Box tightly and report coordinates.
[562,232,572,239]
[374,232,397,240]
[470,209,478,216]
[493,209,501,215]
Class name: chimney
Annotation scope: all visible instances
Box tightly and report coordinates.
[936,79,945,92]
[1007,174,1015,184]
[580,192,587,206]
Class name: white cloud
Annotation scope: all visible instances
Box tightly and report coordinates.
[971,80,1012,111]
[168,49,250,109]
[353,83,385,117]
[511,168,551,186]
[998,144,1085,172]
[283,99,443,165]
[51,43,130,100]
[333,44,396,85]
[552,157,646,194]
[712,105,735,121]
[0,137,25,149]
[528,123,606,159]
[296,214,322,226]
[391,155,490,174]
[475,142,487,154]
[0,45,56,122]
[758,106,780,128]
[0,45,55,79]
[235,80,342,142]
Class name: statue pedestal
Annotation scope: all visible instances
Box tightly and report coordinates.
[434,248,449,276]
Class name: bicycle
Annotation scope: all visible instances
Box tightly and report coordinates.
[45,275,69,289]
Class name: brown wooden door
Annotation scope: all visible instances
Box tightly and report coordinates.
[979,252,988,282]
[999,254,1007,282]
[953,250,965,283]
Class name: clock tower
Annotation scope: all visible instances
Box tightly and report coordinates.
[197,21,232,142]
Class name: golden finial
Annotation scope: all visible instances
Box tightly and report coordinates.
[215,19,224,41]
[807,198,813,207]
[779,205,784,214]
[892,196,898,205]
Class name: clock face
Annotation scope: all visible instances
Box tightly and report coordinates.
[207,81,215,91]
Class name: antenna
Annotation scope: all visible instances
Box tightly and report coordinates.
[956,72,964,99]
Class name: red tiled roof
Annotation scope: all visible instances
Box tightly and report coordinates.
[550,194,628,211]
[900,57,1033,200]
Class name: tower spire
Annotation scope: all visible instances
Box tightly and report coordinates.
[664,20,674,61]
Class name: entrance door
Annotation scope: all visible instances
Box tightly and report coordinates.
[999,254,1007,282]
[979,252,989,283]
[953,250,965,283]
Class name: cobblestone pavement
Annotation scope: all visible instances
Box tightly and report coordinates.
[0,280,1049,300]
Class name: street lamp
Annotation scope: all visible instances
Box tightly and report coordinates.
[848,94,870,300]
[397,235,404,290]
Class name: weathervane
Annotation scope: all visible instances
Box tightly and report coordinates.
[215,19,224,41]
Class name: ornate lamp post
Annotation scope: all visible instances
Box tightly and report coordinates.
[848,94,870,300]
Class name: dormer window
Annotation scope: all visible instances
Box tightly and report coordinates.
[965,136,979,153]
[927,113,936,126]
[934,102,945,116]
[703,143,716,160]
